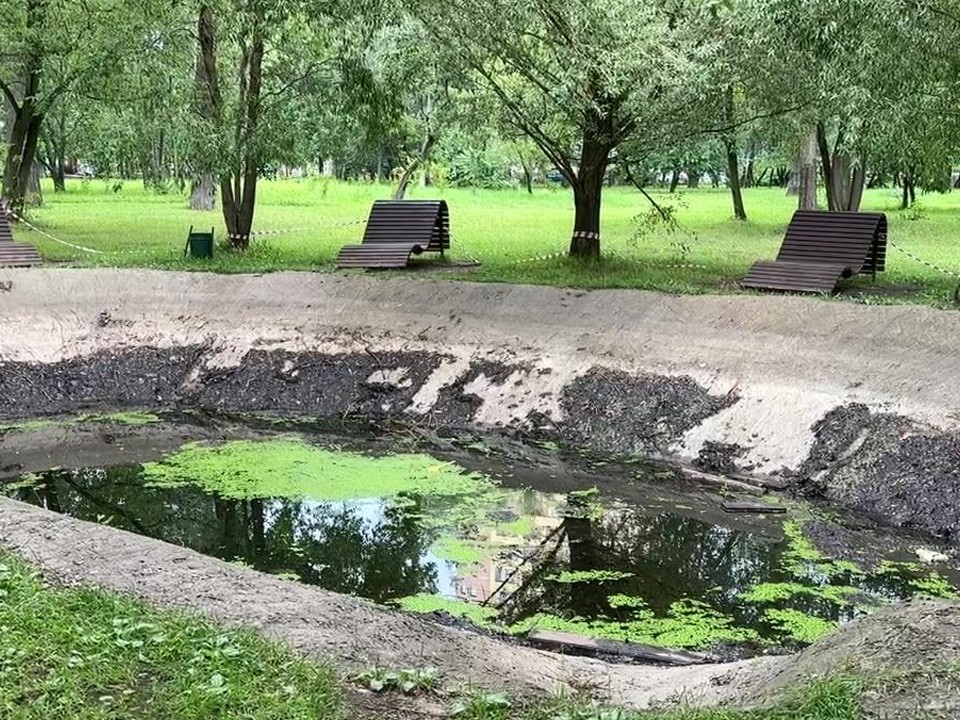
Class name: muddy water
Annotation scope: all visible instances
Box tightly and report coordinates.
[4,428,957,657]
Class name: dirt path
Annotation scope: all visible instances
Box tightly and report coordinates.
[0,497,774,709]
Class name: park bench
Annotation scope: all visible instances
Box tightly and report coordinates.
[336,199,450,269]
[740,210,887,293]
[0,209,42,267]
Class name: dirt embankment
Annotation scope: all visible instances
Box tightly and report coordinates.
[3,269,960,537]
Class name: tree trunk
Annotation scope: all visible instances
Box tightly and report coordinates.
[567,116,613,258]
[3,108,43,215]
[723,88,746,221]
[393,133,436,200]
[26,161,43,206]
[191,6,222,212]
[519,153,534,194]
[669,168,681,193]
[221,34,264,249]
[190,173,217,210]
[726,147,747,221]
[798,129,818,210]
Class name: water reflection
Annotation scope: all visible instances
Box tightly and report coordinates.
[9,463,956,652]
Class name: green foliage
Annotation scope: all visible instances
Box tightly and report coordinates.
[875,561,958,599]
[0,412,162,433]
[0,555,343,719]
[141,437,494,501]
[452,691,512,720]
[349,666,439,695]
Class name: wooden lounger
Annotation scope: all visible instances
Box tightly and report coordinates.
[0,212,42,267]
[741,210,886,293]
[336,200,450,269]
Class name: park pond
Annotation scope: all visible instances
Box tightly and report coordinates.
[2,415,958,660]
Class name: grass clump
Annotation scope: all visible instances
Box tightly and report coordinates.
[141,437,495,501]
[0,555,343,720]
[452,676,863,719]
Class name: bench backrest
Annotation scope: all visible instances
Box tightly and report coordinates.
[777,210,887,274]
[362,200,450,251]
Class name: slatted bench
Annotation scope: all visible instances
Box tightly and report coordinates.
[0,211,42,267]
[336,200,450,269]
[740,210,886,293]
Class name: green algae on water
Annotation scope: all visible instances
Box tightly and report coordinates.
[510,599,760,650]
[0,411,163,433]
[764,608,837,644]
[546,570,635,584]
[393,594,500,626]
[739,582,862,607]
[141,438,495,501]
[430,537,486,567]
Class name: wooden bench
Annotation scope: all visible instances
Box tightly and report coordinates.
[336,200,450,269]
[740,210,886,293]
[0,211,42,267]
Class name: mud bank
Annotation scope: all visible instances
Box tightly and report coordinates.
[2,269,960,536]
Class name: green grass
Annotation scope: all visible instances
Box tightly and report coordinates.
[453,677,864,720]
[0,555,343,720]
[13,178,960,307]
[0,551,931,720]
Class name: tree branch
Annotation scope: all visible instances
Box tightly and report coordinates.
[0,78,20,113]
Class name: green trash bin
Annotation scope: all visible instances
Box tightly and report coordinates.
[185,226,214,259]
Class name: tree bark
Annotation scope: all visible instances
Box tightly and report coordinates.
[393,133,436,200]
[669,168,681,193]
[568,123,611,258]
[726,147,747,221]
[190,173,217,211]
[518,152,534,194]
[221,35,264,248]
[191,5,222,212]
[798,129,818,210]
[723,88,747,221]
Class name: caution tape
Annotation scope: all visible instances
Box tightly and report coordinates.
[227,218,365,242]
[11,212,104,254]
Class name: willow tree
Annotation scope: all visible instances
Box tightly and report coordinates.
[414,0,718,258]
[735,0,948,211]
[0,0,171,212]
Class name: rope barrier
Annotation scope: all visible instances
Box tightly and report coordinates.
[888,240,960,279]
[226,218,365,242]
[11,212,104,254]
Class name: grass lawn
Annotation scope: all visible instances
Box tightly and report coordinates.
[10,177,960,307]
[0,552,908,720]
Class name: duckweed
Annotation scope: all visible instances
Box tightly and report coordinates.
[141,438,495,501]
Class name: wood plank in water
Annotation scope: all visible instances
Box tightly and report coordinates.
[527,629,706,666]
[721,501,787,514]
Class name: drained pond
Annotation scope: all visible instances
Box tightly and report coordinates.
[2,416,957,661]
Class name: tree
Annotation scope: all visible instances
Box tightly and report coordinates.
[0,0,170,212]
[415,0,720,258]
